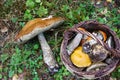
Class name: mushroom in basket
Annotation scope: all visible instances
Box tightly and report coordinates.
[60,21,120,79]
[82,30,109,62]
[67,28,109,67]
[67,28,85,55]
[15,16,65,73]
[70,46,92,67]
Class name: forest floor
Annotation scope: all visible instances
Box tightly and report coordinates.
[0,0,120,80]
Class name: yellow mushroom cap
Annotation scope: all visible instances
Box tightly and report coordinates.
[70,46,92,67]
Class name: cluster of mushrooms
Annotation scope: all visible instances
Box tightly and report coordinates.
[60,21,120,79]
[68,27,113,69]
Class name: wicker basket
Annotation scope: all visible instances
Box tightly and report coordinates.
[60,20,120,79]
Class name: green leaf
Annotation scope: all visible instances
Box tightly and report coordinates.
[35,0,41,3]
[66,11,75,20]
[9,70,14,77]
[118,68,120,72]
[38,55,43,60]
[0,74,2,79]
[3,76,7,80]
[45,1,54,8]
[18,68,23,73]
[19,22,25,27]
[11,17,18,23]
[0,54,9,63]
[15,47,21,54]
[83,16,89,20]
[26,0,35,8]
[24,9,33,20]
[23,50,31,60]
[61,5,69,12]
[37,6,48,17]
[33,44,39,50]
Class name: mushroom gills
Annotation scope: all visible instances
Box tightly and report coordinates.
[86,62,108,71]
[67,33,83,55]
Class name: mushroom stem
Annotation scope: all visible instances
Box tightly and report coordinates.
[67,33,83,55]
[38,33,59,73]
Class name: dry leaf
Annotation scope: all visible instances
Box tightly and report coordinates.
[12,74,18,80]
[110,77,117,80]
[118,10,120,14]
[106,0,112,3]
[0,65,2,69]
[0,26,8,33]
[17,72,26,80]
[101,8,108,15]
[12,72,26,80]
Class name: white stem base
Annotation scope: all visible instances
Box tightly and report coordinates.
[38,33,59,73]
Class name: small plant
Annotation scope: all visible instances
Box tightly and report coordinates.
[54,66,71,80]
[23,0,48,20]
[60,3,94,24]
[112,67,120,78]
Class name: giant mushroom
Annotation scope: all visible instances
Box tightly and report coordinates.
[15,16,65,73]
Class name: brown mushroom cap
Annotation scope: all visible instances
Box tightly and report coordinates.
[15,16,65,43]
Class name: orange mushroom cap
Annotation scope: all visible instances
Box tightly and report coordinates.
[99,30,107,41]
[83,30,107,43]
